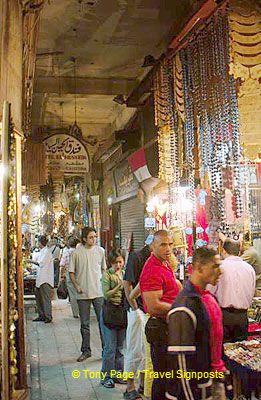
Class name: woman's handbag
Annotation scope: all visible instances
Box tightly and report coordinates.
[102,300,127,329]
[57,280,68,299]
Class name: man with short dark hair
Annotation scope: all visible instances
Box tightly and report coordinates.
[123,235,153,400]
[69,227,107,361]
[28,235,54,323]
[166,247,225,400]
[209,239,255,342]
[139,230,180,400]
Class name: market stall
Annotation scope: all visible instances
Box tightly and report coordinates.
[146,0,261,279]
[224,339,261,398]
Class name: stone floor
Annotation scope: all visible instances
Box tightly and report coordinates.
[25,298,130,400]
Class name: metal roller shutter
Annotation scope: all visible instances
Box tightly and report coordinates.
[120,197,145,251]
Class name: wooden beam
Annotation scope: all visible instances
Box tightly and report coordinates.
[126,0,227,107]
[34,76,138,96]
[126,52,166,107]
[168,0,228,53]
[169,0,217,50]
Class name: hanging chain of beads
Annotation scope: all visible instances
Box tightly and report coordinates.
[179,7,242,234]
[154,60,180,187]
[154,6,242,236]
[8,120,19,394]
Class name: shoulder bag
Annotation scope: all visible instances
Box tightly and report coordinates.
[102,275,127,329]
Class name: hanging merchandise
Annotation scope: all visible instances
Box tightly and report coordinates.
[229,0,261,161]
[178,8,244,242]
[154,57,184,227]
[155,59,180,190]
[173,54,185,123]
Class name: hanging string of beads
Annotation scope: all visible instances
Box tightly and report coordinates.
[179,7,242,234]
[154,5,243,239]
[8,120,19,394]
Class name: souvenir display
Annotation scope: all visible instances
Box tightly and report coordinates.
[224,339,261,372]
[154,7,247,243]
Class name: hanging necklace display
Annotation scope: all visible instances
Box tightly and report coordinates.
[178,7,243,241]
[155,5,243,239]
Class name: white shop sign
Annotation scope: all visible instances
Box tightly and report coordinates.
[44,134,89,174]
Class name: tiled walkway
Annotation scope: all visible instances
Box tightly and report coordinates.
[26,298,129,400]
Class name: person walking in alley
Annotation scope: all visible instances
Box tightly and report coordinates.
[60,236,79,318]
[208,239,255,342]
[123,235,153,400]
[139,230,180,400]
[100,249,127,388]
[69,227,107,362]
[241,233,261,291]
[166,247,227,400]
[28,235,54,323]
[49,236,61,287]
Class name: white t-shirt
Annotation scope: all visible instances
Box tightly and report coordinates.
[69,244,106,299]
[36,246,54,288]
[50,244,61,260]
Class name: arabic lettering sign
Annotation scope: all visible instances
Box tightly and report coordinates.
[44,134,89,174]
[114,160,138,198]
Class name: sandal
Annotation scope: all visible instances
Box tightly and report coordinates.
[123,389,143,400]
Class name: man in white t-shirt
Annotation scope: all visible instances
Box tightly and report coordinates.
[69,227,107,362]
[28,235,54,323]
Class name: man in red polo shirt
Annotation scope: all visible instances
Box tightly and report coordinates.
[139,230,180,400]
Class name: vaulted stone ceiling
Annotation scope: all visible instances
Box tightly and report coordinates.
[32,0,205,156]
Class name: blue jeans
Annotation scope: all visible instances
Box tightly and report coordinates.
[100,311,126,381]
[77,297,104,355]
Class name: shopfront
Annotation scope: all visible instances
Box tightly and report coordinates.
[22,131,91,242]
[144,0,261,396]
[114,159,145,252]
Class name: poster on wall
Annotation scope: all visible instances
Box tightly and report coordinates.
[43,134,90,175]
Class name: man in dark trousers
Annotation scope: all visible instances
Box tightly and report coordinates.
[28,235,54,323]
[123,235,153,400]
[139,230,180,400]
[69,227,106,362]
[166,247,227,400]
[209,239,255,342]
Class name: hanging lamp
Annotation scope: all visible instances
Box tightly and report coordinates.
[69,57,83,138]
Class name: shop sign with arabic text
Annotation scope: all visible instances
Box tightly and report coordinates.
[44,134,89,174]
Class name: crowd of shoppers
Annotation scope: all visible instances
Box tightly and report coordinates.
[29,226,258,400]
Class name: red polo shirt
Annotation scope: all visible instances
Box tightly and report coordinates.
[139,254,180,316]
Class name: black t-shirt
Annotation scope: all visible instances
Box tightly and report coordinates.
[123,245,151,311]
